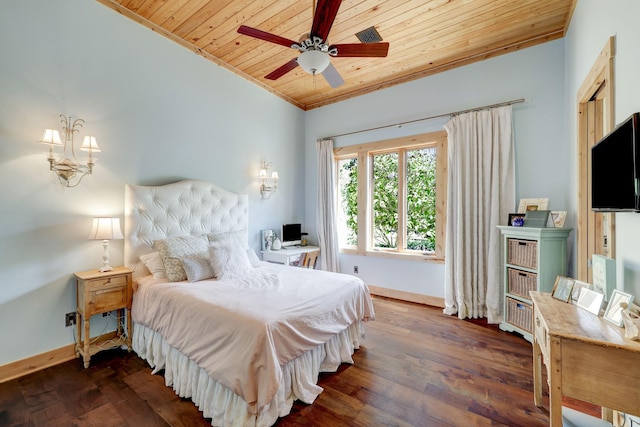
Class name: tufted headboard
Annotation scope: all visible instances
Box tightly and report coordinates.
[124,179,248,281]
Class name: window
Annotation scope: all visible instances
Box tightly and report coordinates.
[372,152,398,249]
[335,131,447,260]
[337,157,358,248]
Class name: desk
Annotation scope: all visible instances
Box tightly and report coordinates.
[261,246,320,265]
[531,291,640,426]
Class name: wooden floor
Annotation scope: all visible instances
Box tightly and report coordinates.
[0,297,596,426]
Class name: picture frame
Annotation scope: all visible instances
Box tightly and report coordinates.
[260,229,276,251]
[576,288,605,315]
[603,289,635,327]
[508,213,525,227]
[570,280,592,305]
[523,209,551,228]
[551,276,574,302]
[517,198,549,213]
[551,211,567,228]
[592,254,616,302]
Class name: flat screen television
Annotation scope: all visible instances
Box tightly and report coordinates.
[281,223,302,247]
[591,112,640,212]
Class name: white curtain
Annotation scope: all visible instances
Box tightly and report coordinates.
[443,106,515,323]
[316,138,340,272]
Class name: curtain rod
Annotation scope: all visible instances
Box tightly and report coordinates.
[325,97,527,139]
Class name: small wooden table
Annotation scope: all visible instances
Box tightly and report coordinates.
[74,267,133,368]
[531,291,640,426]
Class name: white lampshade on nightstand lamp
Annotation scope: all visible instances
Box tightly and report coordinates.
[88,217,124,272]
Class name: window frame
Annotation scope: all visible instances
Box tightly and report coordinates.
[334,130,448,262]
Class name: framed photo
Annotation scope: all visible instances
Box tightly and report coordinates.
[551,211,567,228]
[592,254,616,301]
[518,198,549,213]
[577,288,605,315]
[508,213,525,227]
[523,209,551,228]
[260,229,276,251]
[551,276,574,302]
[570,280,592,305]
[603,289,635,327]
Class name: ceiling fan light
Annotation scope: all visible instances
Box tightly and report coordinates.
[297,50,330,75]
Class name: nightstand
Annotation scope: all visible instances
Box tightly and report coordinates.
[74,267,133,368]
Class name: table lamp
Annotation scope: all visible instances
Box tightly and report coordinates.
[89,217,124,272]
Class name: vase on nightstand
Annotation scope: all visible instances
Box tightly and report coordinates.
[272,237,282,251]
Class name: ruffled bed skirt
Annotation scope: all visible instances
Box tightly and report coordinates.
[132,321,365,427]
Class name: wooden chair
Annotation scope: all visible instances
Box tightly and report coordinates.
[298,250,319,269]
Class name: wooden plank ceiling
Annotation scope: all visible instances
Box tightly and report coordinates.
[97,0,576,110]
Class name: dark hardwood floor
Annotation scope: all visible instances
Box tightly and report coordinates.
[0,296,596,426]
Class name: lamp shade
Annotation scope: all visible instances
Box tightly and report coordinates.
[89,217,124,240]
[297,50,330,75]
[80,136,101,152]
[38,129,62,146]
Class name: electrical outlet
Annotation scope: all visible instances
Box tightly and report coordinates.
[353,265,359,274]
[65,312,77,327]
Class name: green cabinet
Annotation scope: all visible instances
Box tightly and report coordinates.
[497,226,572,342]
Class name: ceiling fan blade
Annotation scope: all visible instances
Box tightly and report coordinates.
[238,25,297,48]
[265,58,299,80]
[310,0,342,41]
[331,42,390,57]
[322,62,344,88]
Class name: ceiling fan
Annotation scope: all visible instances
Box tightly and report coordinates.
[237,0,389,88]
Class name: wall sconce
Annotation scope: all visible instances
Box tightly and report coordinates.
[38,114,101,187]
[88,217,124,272]
[259,161,279,199]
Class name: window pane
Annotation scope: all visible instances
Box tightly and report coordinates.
[372,152,398,249]
[406,147,437,252]
[337,158,358,247]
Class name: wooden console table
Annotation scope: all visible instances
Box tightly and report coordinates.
[531,291,640,426]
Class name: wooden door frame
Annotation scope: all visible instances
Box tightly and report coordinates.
[576,36,615,282]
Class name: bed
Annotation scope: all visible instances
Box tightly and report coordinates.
[124,179,374,427]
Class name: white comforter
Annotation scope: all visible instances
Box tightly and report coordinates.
[132,262,374,415]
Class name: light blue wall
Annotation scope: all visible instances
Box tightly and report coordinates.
[0,0,305,365]
[566,0,640,298]
[304,40,568,298]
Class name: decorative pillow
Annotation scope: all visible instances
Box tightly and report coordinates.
[209,240,253,281]
[207,229,249,249]
[246,248,261,268]
[154,234,209,282]
[182,256,215,282]
[139,251,166,279]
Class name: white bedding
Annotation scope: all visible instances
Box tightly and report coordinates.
[132,262,374,416]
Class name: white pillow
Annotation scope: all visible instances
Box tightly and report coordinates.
[154,234,209,282]
[209,240,253,280]
[182,256,215,282]
[246,249,261,268]
[140,251,166,279]
[207,229,249,249]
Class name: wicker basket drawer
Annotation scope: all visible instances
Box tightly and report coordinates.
[507,238,538,269]
[507,268,537,298]
[506,297,533,333]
